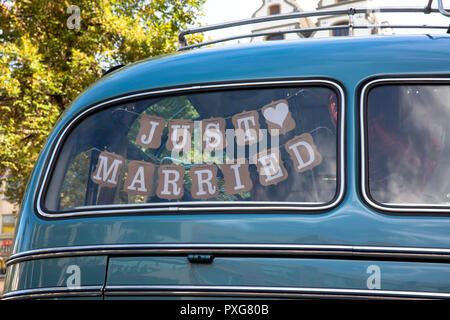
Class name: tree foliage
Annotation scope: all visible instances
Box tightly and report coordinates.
[0,0,205,206]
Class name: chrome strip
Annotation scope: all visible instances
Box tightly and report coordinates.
[4,284,449,300]
[36,80,346,218]
[438,0,450,17]
[178,7,448,48]
[6,243,450,266]
[104,285,450,299]
[1,286,103,300]
[179,24,450,51]
[360,77,450,213]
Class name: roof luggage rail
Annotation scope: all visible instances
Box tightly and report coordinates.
[178,1,450,51]
[437,0,450,16]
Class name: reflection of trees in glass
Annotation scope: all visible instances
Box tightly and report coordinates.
[125,96,249,202]
[0,1,205,206]
[127,96,199,161]
[124,97,199,203]
[55,86,339,209]
[60,152,90,209]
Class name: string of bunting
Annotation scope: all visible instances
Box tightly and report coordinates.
[91,96,325,200]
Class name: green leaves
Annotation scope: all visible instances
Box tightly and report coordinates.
[0,0,205,206]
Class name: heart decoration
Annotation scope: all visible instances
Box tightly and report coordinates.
[263,101,289,127]
[262,99,296,135]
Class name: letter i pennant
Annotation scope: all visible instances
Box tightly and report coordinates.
[221,162,253,195]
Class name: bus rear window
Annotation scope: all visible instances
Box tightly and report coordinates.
[365,84,450,207]
[43,85,342,214]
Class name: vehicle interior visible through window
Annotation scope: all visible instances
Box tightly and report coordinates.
[44,86,341,213]
[367,84,450,206]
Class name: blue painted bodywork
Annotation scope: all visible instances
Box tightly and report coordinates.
[106,256,450,292]
[4,35,450,299]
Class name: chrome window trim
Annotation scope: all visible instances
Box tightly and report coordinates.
[37,79,346,218]
[1,285,103,300]
[3,284,449,300]
[360,77,450,214]
[6,243,450,266]
[103,285,450,299]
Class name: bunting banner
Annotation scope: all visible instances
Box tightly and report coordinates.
[124,160,155,196]
[136,115,165,149]
[190,164,219,200]
[91,98,327,200]
[285,133,323,173]
[221,162,253,195]
[254,148,288,186]
[262,99,296,135]
[232,110,262,146]
[202,117,227,151]
[156,164,185,200]
[166,119,194,152]
[91,151,125,188]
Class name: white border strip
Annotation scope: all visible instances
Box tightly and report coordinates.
[36,80,346,218]
[360,77,450,213]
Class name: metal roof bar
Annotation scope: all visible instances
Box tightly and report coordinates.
[178,24,450,51]
[178,6,450,50]
[438,0,450,16]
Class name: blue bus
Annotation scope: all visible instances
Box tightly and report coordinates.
[3,4,450,299]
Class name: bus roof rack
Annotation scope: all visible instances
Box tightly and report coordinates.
[178,1,450,51]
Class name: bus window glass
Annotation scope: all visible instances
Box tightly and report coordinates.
[44,86,341,213]
[366,84,450,206]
